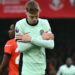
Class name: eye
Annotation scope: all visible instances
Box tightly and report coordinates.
[30,16,38,19]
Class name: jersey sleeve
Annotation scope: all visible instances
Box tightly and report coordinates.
[4,41,13,54]
[15,21,34,52]
[31,19,54,49]
[16,42,35,52]
[43,19,52,33]
[31,37,54,49]
[15,22,24,39]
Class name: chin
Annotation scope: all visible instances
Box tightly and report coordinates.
[31,22,36,24]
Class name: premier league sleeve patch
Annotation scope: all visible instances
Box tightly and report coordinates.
[15,27,19,33]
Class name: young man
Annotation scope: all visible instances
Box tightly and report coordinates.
[0,24,20,75]
[15,0,54,75]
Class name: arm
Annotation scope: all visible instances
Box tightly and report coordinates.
[0,40,13,74]
[16,42,35,52]
[0,53,11,75]
[30,20,54,49]
[16,33,54,50]
[16,32,54,49]
[15,22,35,52]
[31,37,54,49]
[15,19,54,50]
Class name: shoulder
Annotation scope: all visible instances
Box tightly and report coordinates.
[4,39,16,54]
[5,39,16,46]
[38,18,50,27]
[16,18,26,24]
[16,18,26,26]
[71,65,75,68]
[39,18,49,23]
[59,65,66,70]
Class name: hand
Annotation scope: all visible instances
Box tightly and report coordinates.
[22,33,32,42]
[42,32,54,40]
[16,33,32,42]
[15,34,23,40]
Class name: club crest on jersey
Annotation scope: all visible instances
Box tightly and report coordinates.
[40,30,44,35]
[15,28,19,33]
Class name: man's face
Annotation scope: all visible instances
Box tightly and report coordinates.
[8,24,15,39]
[66,58,73,67]
[26,11,39,24]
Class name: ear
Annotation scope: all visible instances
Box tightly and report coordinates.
[25,10,27,13]
[25,10,28,16]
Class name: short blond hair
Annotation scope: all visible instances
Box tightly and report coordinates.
[25,0,40,14]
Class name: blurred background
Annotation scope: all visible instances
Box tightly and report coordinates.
[0,0,75,75]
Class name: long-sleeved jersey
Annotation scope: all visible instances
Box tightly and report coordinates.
[15,18,54,75]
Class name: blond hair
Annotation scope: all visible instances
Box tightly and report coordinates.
[25,0,40,14]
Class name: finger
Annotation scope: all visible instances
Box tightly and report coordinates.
[24,32,30,34]
[15,35,22,40]
[16,34,22,36]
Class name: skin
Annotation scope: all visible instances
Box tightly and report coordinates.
[0,24,15,75]
[16,11,54,41]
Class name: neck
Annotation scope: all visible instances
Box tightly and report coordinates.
[26,18,38,26]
